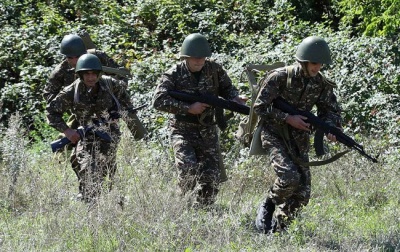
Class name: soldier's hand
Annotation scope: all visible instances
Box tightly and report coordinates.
[63,128,80,144]
[326,133,337,142]
[188,102,210,115]
[285,115,311,131]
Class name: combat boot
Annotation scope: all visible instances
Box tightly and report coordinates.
[255,198,276,234]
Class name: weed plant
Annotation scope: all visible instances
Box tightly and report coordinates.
[0,117,399,251]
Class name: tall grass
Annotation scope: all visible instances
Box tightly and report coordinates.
[0,117,399,251]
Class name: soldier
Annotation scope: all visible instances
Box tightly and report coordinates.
[254,36,342,233]
[44,33,124,103]
[46,54,145,202]
[152,33,245,207]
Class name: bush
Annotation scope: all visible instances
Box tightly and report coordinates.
[1,0,400,145]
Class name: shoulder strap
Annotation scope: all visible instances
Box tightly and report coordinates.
[102,77,121,111]
[286,65,294,88]
[73,81,80,103]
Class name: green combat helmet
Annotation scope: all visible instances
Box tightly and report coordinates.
[60,34,87,57]
[295,36,332,65]
[180,33,212,58]
[75,54,102,73]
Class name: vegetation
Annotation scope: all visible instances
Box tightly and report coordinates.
[0,0,399,251]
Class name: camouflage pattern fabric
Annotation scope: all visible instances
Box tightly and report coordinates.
[152,60,239,205]
[46,75,138,202]
[254,63,342,230]
[44,49,122,103]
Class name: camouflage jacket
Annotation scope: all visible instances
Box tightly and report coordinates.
[254,63,342,150]
[44,49,121,103]
[152,60,239,125]
[46,75,135,133]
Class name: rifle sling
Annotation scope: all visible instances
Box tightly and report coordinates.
[279,124,350,166]
[211,60,227,131]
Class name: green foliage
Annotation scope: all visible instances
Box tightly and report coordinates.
[1,2,400,251]
[337,0,400,37]
[326,34,400,138]
[1,0,400,145]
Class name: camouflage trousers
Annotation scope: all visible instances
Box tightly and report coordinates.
[70,128,120,202]
[170,121,220,206]
[260,129,311,231]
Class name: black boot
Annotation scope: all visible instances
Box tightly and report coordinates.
[255,198,275,234]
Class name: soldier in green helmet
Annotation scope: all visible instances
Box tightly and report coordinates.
[253,36,343,233]
[44,34,125,103]
[46,54,146,203]
[45,33,146,151]
[152,33,245,207]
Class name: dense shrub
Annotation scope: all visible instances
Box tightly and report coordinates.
[336,0,400,37]
[0,0,399,145]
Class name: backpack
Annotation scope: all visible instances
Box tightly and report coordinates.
[235,62,294,155]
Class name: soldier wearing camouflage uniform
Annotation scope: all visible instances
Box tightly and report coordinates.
[152,33,244,206]
[44,34,123,103]
[46,54,144,202]
[254,36,342,233]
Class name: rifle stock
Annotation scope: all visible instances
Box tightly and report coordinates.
[273,96,378,163]
[102,66,132,78]
[50,137,72,153]
[168,90,250,115]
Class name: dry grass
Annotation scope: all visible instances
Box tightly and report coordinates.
[0,118,399,251]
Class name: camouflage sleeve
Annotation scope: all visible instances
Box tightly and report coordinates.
[152,67,191,115]
[44,66,67,103]
[254,71,289,122]
[316,83,343,127]
[46,85,75,132]
[215,63,239,100]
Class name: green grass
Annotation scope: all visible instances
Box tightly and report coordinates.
[1,124,399,252]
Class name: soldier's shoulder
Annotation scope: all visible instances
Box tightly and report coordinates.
[265,66,287,81]
[51,60,70,72]
[52,82,76,100]
[318,72,337,88]
[100,75,127,89]
[164,63,181,75]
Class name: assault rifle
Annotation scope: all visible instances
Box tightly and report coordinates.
[168,90,250,115]
[51,104,147,152]
[108,104,148,119]
[50,121,112,153]
[273,96,378,163]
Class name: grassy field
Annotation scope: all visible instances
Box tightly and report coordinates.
[0,116,399,252]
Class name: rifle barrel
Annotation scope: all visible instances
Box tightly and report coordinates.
[273,96,378,163]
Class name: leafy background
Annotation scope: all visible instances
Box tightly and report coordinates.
[0,0,399,251]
